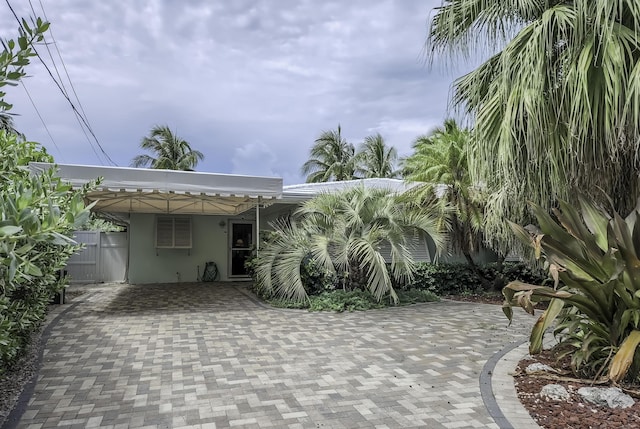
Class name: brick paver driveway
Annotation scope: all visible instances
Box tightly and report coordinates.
[14,283,534,428]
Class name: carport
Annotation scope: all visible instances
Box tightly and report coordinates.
[29,163,283,282]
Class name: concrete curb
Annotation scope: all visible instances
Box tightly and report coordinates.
[482,341,540,428]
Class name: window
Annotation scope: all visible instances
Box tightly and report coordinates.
[155,216,192,248]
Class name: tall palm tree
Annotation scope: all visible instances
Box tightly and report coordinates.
[301,125,357,183]
[355,133,400,178]
[402,119,484,271]
[254,186,444,303]
[131,125,204,171]
[427,1,640,253]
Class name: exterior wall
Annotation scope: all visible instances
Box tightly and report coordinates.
[129,213,254,284]
[426,236,501,265]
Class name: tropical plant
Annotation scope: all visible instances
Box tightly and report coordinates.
[0,112,21,137]
[301,125,357,183]
[79,214,124,232]
[254,186,444,304]
[427,1,640,254]
[355,133,399,178]
[503,196,640,382]
[131,125,204,171]
[402,119,485,271]
[0,16,94,373]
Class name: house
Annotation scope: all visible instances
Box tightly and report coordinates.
[29,163,445,284]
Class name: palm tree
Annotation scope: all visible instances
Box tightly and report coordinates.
[427,1,640,253]
[254,186,444,303]
[355,133,400,178]
[301,125,357,183]
[0,112,21,137]
[131,125,204,171]
[402,119,484,271]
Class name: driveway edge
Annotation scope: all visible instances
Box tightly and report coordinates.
[481,340,540,428]
[1,293,88,429]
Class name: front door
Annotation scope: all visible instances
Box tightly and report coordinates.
[229,222,253,277]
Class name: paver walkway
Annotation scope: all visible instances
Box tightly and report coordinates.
[13,283,535,428]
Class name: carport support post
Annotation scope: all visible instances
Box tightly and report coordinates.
[256,199,260,254]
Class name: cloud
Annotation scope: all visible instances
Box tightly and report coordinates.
[231,141,278,177]
[0,0,469,184]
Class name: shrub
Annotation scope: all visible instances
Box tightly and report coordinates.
[406,261,548,295]
[503,197,640,382]
[264,288,439,312]
[0,19,94,373]
[0,134,93,373]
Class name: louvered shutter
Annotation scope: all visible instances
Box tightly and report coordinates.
[155,216,192,248]
[156,216,174,248]
[173,217,192,248]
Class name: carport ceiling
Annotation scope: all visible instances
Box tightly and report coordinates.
[29,162,283,216]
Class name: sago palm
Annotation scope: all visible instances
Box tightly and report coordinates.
[254,186,444,303]
[131,125,204,171]
[301,125,357,183]
[428,1,640,253]
[355,133,399,178]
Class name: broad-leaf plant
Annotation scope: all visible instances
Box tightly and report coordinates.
[503,196,640,383]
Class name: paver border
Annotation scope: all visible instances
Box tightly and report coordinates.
[481,340,540,428]
[1,293,91,429]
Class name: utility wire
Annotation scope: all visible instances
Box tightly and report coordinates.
[33,0,92,124]
[28,0,70,98]
[20,81,65,161]
[5,0,118,166]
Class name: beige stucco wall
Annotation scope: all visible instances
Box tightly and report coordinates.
[129,213,255,283]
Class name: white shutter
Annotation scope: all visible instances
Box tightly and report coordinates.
[173,217,192,248]
[155,216,192,248]
[156,217,174,248]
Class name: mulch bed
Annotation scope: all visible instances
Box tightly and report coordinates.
[445,294,639,428]
[514,349,640,428]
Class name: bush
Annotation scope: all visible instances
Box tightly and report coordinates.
[0,133,93,374]
[504,197,640,382]
[406,262,549,295]
[0,15,93,374]
[264,288,439,312]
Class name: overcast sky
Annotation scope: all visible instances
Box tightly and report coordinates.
[1,0,477,184]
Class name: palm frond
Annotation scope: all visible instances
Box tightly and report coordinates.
[429,1,640,252]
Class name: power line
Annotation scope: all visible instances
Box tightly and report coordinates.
[33,0,92,125]
[4,0,118,166]
[20,81,65,161]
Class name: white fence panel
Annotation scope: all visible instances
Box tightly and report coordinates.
[100,232,127,282]
[65,231,127,283]
[66,231,100,283]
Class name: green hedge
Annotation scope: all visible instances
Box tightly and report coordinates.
[0,134,92,374]
[405,262,549,295]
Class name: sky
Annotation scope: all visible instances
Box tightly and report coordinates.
[0,0,478,184]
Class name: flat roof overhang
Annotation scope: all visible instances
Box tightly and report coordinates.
[29,163,283,216]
